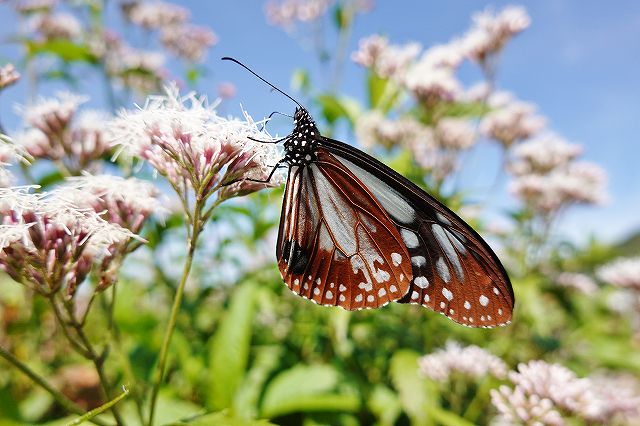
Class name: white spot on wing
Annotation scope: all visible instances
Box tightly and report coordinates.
[464,300,471,310]
[367,295,374,302]
[436,212,452,225]
[442,287,453,301]
[432,224,464,280]
[391,252,402,266]
[411,291,419,300]
[414,276,429,288]
[389,285,398,293]
[378,288,387,297]
[411,256,426,267]
[326,291,333,300]
[355,294,363,302]
[436,257,451,283]
[339,284,347,292]
[339,294,346,302]
[314,287,320,296]
[424,294,430,302]
[400,229,420,248]
[479,295,489,306]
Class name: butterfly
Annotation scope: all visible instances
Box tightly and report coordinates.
[223,57,514,328]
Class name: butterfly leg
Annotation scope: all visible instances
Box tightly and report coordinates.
[221,160,287,187]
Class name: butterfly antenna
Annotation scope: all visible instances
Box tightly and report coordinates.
[221,56,304,110]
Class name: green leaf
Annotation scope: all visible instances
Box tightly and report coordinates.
[167,410,275,426]
[25,39,98,64]
[390,350,433,426]
[233,346,282,419]
[260,365,358,418]
[206,282,258,411]
[367,385,402,426]
[316,94,360,127]
[429,407,476,426]
[36,169,65,188]
[367,72,387,109]
[291,69,311,94]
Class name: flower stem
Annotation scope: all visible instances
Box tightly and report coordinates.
[67,387,129,426]
[0,346,112,426]
[147,200,203,426]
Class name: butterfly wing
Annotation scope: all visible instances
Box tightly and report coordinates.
[276,150,413,310]
[320,137,514,327]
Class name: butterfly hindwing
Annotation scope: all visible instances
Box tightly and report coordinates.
[276,150,413,310]
[321,137,514,327]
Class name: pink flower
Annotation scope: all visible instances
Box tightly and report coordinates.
[597,257,640,290]
[462,6,530,64]
[555,272,597,295]
[0,63,20,90]
[509,134,583,176]
[481,92,546,148]
[351,34,421,79]
[265,0,334,29]
[28,12,83,40]
[160,24,218,63]
[110,85,282,205]
[418,341,507,383]
[121,0,189,29]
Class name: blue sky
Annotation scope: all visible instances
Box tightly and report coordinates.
[1,1,639,244]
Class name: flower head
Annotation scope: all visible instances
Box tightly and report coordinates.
[597,257,640,290]
[265,0,334,29]
[28,12,83,40]
[121,0,189,29]
[0,186,136,296]
[17,92,87,137]
[462,6,530,64]
[418,341,507,383]
[509,134,582,176]
[0,63,20,90]
[492,360,640,424]
[481,92,546,148]
[555,272,597,295]
[160,24,217,62]
[351,35,421,80]
[54,174,167,232]
[110,85,282,205]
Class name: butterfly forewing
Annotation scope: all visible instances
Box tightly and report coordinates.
[276,149,413,310]
[322,137,514,327]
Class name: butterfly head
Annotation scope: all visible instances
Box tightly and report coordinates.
[283,107,320,166]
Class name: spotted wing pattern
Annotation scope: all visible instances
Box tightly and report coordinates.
[276,149,413,310]
[323,137,514,327]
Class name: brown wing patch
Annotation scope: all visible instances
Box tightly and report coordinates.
[277,150,412,310]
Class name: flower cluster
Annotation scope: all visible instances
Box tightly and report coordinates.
[121,0,217,63]
[481,91,546,148]
[109,85,282,207]
[418,341,507,383]
[351,35,421,80]
[0,186,136,296]
[265,0,334,29]
[0,135,29,187]
[555,272,597,295]
[462,6,530,65]
[27,12,82,40]
[597,257,640,290]
[508,134,607,214]
[13,93,112,172]
[491,360,640,425]
[0,63,20,90]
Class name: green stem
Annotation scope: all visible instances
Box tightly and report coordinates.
[66,387,129,426]
[0,346,112,426]
[147,200,203,426]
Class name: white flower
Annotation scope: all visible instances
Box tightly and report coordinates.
[265,0,334,28]
[122,0,189,29]
[418,341,507,382]
[355,111,430,149]
[16,92,87,136]
[402,60,462,105]
[160,24,218,62]
[597,257,640,290]
[351,34,421,79]
[481,92,546,147]
[55,174,167,231]
[462,5,530,63]
[509,134,582,176]
[434,117,476,150]
[555,273,597,295]
[0,63,20,89]
[110,85,282,202]
[28,12,83,40]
